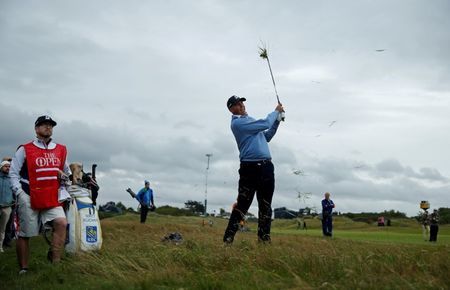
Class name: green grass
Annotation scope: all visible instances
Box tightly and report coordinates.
[0,214,449,290]
[272,217,450,245]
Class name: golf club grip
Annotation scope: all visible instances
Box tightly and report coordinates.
[277,99,285,122]
[92,164,97,180]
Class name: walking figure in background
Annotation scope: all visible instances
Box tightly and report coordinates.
[0,160,14,253]
[9,116,70,274]
[321,192,335,237]
[296,218,307,230]
[429,209,439,242]
[136,180,155,224]
[223,95,284,244]
[420,209,430,241]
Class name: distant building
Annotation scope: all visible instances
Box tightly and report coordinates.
[99,201,123,214]
[274,207,298,219]
[299,208,311,216]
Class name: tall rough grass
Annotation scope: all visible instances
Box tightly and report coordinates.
[1,214,449,290]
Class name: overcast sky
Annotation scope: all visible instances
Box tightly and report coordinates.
[1,0,449,217]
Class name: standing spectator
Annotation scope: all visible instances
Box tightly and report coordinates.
[136,180,154,223]
[222,95,284,244]
[9,115,70,274]
[1,157,15,249]
[420,209,430,241]
[429,209,439,242]
[321,192,335,237]
[0,160,14,253]
[297,218,302,229]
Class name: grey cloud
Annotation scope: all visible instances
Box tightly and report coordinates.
[370,158,449,182]
[272,154,449,216]
[172,120,205,130]
[0,103,45,153]
[374,159,404,178]
[310,158,357,184]
[418,167,449,182]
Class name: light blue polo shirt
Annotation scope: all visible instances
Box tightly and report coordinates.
[231,111,280,162]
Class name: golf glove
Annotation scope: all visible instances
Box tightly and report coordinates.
[277,112,285,122]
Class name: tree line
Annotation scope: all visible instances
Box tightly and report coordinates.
[97,200,450,225]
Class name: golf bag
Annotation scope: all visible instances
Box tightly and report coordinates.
[65,185,102,253]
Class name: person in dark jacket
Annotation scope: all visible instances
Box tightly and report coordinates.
[136,180,155,223]
[321,192,335,237]
[429,209,439,242]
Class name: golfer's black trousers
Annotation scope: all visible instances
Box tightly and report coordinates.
[140,205,149,223]
[223,160,275,242]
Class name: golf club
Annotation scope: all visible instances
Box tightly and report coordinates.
[259,45,285,121]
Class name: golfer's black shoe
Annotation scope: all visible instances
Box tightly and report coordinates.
[47,248,53,262]
[258,234,271,244]
[223,236,234,245]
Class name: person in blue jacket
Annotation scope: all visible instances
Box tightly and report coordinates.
[0,160,14,253]
[136,180,155,223]
[321,192,335,237]
[223,95,284,244]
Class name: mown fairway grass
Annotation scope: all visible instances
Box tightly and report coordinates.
[1,214,449,290]
[273,217,450,245]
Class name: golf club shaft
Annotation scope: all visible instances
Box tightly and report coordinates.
[265,55,285,121]
[265,56,281,105]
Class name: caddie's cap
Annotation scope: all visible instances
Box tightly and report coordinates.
[145,180,150,185]
[227,95,246,109]
[35,115,57,127]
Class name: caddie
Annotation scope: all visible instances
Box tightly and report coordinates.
[9,115,70,274]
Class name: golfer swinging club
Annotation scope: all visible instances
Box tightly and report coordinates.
[223,95,284,244]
